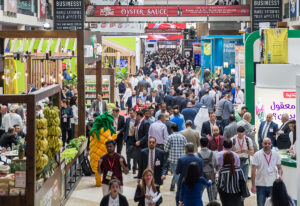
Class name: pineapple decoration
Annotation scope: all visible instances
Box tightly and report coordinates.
[36,118,49,174]
[43,107,63,159]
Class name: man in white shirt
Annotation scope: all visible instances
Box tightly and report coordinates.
[234,86,244,105]
[152,75,163,91]
[251,138,282,206]
[130,74,139,90]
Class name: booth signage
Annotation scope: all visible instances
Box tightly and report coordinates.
[86,5,250,17]
[92,23,145,33]
[38,0,47,19]
[290,0,297,18]
[54,0,84,30]
[148,23,186,29]
[252,0,282,31]
[145,28,182,33]
[148,34,184,40]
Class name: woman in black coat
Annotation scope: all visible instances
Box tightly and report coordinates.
[134,168,162,206]
[100,179,129,206]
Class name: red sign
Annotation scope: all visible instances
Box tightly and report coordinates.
[87,5,250,17]
[148,34,183,40]
[39,0,47,19]
[148,23,186,29]
[283,92,296,98]
[145,28,182,33]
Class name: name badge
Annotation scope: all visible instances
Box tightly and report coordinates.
[155,160,160,166]
[267,167,274,175]
[269,128,273,133]
[106,171,113,180]
[63,118,67,123]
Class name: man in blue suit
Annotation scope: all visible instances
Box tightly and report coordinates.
[175,143,203,205]
[258,113,278,149]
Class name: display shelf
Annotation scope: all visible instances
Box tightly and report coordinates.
[85,104,91,106]
[85,96,96,99]
[103,97,109,99]
[85,83,109,86]
[85,90,96,92]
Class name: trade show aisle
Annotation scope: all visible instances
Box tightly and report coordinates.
[65,172,257,206]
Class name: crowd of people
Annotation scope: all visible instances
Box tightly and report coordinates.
[92,48,298,206]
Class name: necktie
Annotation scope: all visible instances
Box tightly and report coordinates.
[262,122,270,139]
[150,150,154,171]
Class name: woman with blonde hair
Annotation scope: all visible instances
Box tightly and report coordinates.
[134,169,162,206]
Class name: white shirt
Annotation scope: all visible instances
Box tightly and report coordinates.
[71,105,78,125]
[98,101,103,114]
[252,150,281,187]
[192,84,200,97]
[108,194,119,206]
[235,90,244,104]
[148,149,155,169]
[152,79,163,91]
[130,77,138,89]
[145,78,153,88]
[145,186,157,206]
[123,88,132,104]
[132,96,137,107]
[2,113,23,132]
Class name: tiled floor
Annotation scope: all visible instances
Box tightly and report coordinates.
[65,171,257,206]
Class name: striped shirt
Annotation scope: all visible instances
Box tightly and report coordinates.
[164,132,187,164]
[216,165,245,194]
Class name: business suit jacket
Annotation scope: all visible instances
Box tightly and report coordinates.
[173,75,181,89]
[115,115,125,142]
[237,119,258,152]
[277,121,291,149]
[134,184,162,206]
[201,120,223,138]
[126,96,137,109]
[258,121,278,148]
[180,128,200,152]
[138,148,167,185]
[100,193,129,206]
[146,95,161,105]
[89,100,107,116]
[223,122,238,139]
[124,117,135,143]
[176,154,203,187]
[136,119,150,149]
[164,94,174,107]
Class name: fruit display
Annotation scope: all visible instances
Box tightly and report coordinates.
[36,118,49,174]
[89,112,118,186]
[43,106,63,159]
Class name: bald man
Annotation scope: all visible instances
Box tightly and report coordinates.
[258,113,278,149]
[238,112,258,152]
[207,126,225,152]
[251,138,282,206]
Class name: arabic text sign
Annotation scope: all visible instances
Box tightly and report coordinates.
[87,5,250,17]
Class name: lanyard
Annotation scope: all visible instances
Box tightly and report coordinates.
[136,118,144,130]
[237,136,245,150]
[264,151,272,166]
[215,136,220,150]
[108,154,116,170]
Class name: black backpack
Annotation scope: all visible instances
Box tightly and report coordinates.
[198,151,215,183]
[81,156,93,176]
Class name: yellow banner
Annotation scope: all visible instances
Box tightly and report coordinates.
[204,43,211,56]
[264,28,288,64]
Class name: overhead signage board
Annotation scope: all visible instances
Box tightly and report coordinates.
[145,28,182,33]
[148,34,184,40]
[148,23,186,29]
[86,5,250,17]
[252,0,282,31]
[54,0,84,30]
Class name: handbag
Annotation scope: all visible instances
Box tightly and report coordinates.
[239,178,250,198]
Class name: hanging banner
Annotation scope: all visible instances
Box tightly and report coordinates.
[203,43,211,56]
[90,0,144,5]
[4,0,17,13]
[92,23,145,33]
[264,28,288,64]
[252,0,282,31]
[148,34,183,40]
[290,0,297,18]
[145,28,182,33]
[148,23,186,29]
[86,5,250,17]
[38,0,47,19]
[54,0,84,30]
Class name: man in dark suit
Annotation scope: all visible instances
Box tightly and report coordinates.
[89,92,107,117]
[175,143,203,205]
[173,73,181,90]
[126,90,137,111]
[258,113,278,149]
[146,90,161,110]
[164,91,174,107]
[61,99,73,146]
[112,107,125,154]
[138,136,167,185]
[201,111,223,137]
[124,108,137,173]
[276,113,291,149]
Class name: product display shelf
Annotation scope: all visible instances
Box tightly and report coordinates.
[85,79,111,110]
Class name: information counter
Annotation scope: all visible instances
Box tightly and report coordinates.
[278,150,297,203]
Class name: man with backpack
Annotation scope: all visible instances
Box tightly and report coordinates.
[198,137,218,201]
[231,126,254,180]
